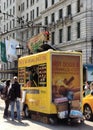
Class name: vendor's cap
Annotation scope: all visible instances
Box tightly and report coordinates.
[13,76,17,80]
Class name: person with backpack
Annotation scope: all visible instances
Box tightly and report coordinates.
[2,79,11,118]
[9,76,22,122]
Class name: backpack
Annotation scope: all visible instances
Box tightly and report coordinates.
[8,86,16,101]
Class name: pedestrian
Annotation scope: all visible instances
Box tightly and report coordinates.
[90,82,93,94]
[9,76,22,122]
[84,81,89,90]
[83,81,90,97]
[2,79,11,118]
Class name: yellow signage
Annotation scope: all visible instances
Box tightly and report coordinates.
[27,32,46,53]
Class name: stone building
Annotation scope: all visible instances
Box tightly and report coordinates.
[0,0,93,80]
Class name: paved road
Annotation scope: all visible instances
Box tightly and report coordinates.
[0,98,93,130]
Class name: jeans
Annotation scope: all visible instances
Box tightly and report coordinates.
[10,100,21,121]
[3,99,10,117]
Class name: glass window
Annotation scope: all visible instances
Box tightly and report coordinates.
[59,29,63,43]
[77,0,80,13]
[51,13,55,22]
[24,64,47,87]
[26,13,29,21]
[59,9,63,19]
[33,9,34,20]
[13,6,15,15]
[36,7,39,17]
[67,4,71,15]
[45,16,48,25]
[45,0,48,9]
[26,0,29,8]
[30,10,32,21]
[77,22,80,38]
[52,0,55,5]
[67,26,71,41]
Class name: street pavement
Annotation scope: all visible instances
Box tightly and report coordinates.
[0,98,93,130]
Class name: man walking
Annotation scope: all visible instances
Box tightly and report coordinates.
[9,76,21,122]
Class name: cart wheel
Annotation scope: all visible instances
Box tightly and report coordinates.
[84,105,93,121]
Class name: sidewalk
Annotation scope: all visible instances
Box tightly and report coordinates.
[0,98,51,130]
[0,98,29,130]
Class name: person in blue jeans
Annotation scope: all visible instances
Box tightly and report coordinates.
[9,76,21,122]
[11,100,21,121]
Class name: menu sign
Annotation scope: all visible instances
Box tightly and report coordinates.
[38,63,47,86]
[18,68,25,84]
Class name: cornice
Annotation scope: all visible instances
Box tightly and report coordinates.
[41,0,66,15]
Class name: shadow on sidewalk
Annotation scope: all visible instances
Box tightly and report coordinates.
[4,119,30,126]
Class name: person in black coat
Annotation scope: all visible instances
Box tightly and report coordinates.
[9,76,22,121]
[3,80,11,118]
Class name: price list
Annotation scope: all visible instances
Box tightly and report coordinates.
[38,63,47,87]
[18,68,25,84]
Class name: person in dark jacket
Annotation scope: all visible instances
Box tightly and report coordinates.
[3,80,11,118]
[9,76,21,122]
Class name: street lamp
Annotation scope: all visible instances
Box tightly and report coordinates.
[16,44,23,58]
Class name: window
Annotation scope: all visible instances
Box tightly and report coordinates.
[59,9,63,19]
[51,13,55,22]
[67,26,71,41]
[10,9,12,15]
[67,4,71,16]
[13,19,15,28]
[10,0,12,5]
[4,25,5,32]
[45,0,48,9]
[21,3,24,12]
[30,0,34,5]
[7,23,8,31]
[10,21,11,29]
[18,6,20,11]
[13,33,15,39]
[52,0,55,5]
[4,2,5,10]
[33,9,34,20]
[77,22,80,38]
[7,0,8,7]
[51,32,55,45]
[36,7,39,17]
[26,0,29,8]
[30,11,32,21]
[30,0,32,6]
[26,13,29,21]
[59,29,63,43]
[77,0,80,12]
[33,0,34,4]
[13,6,15,15]
[45,16,48,25]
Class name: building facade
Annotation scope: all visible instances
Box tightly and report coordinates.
[0,0,93,80]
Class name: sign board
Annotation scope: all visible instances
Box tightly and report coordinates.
[27,32,46,53]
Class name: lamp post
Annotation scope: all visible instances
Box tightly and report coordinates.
[15,44,23,77]
[16,44,23,58]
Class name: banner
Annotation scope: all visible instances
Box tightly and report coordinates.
[27,32,45,53]
[5,38,19,62]
[0,42,7,63]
